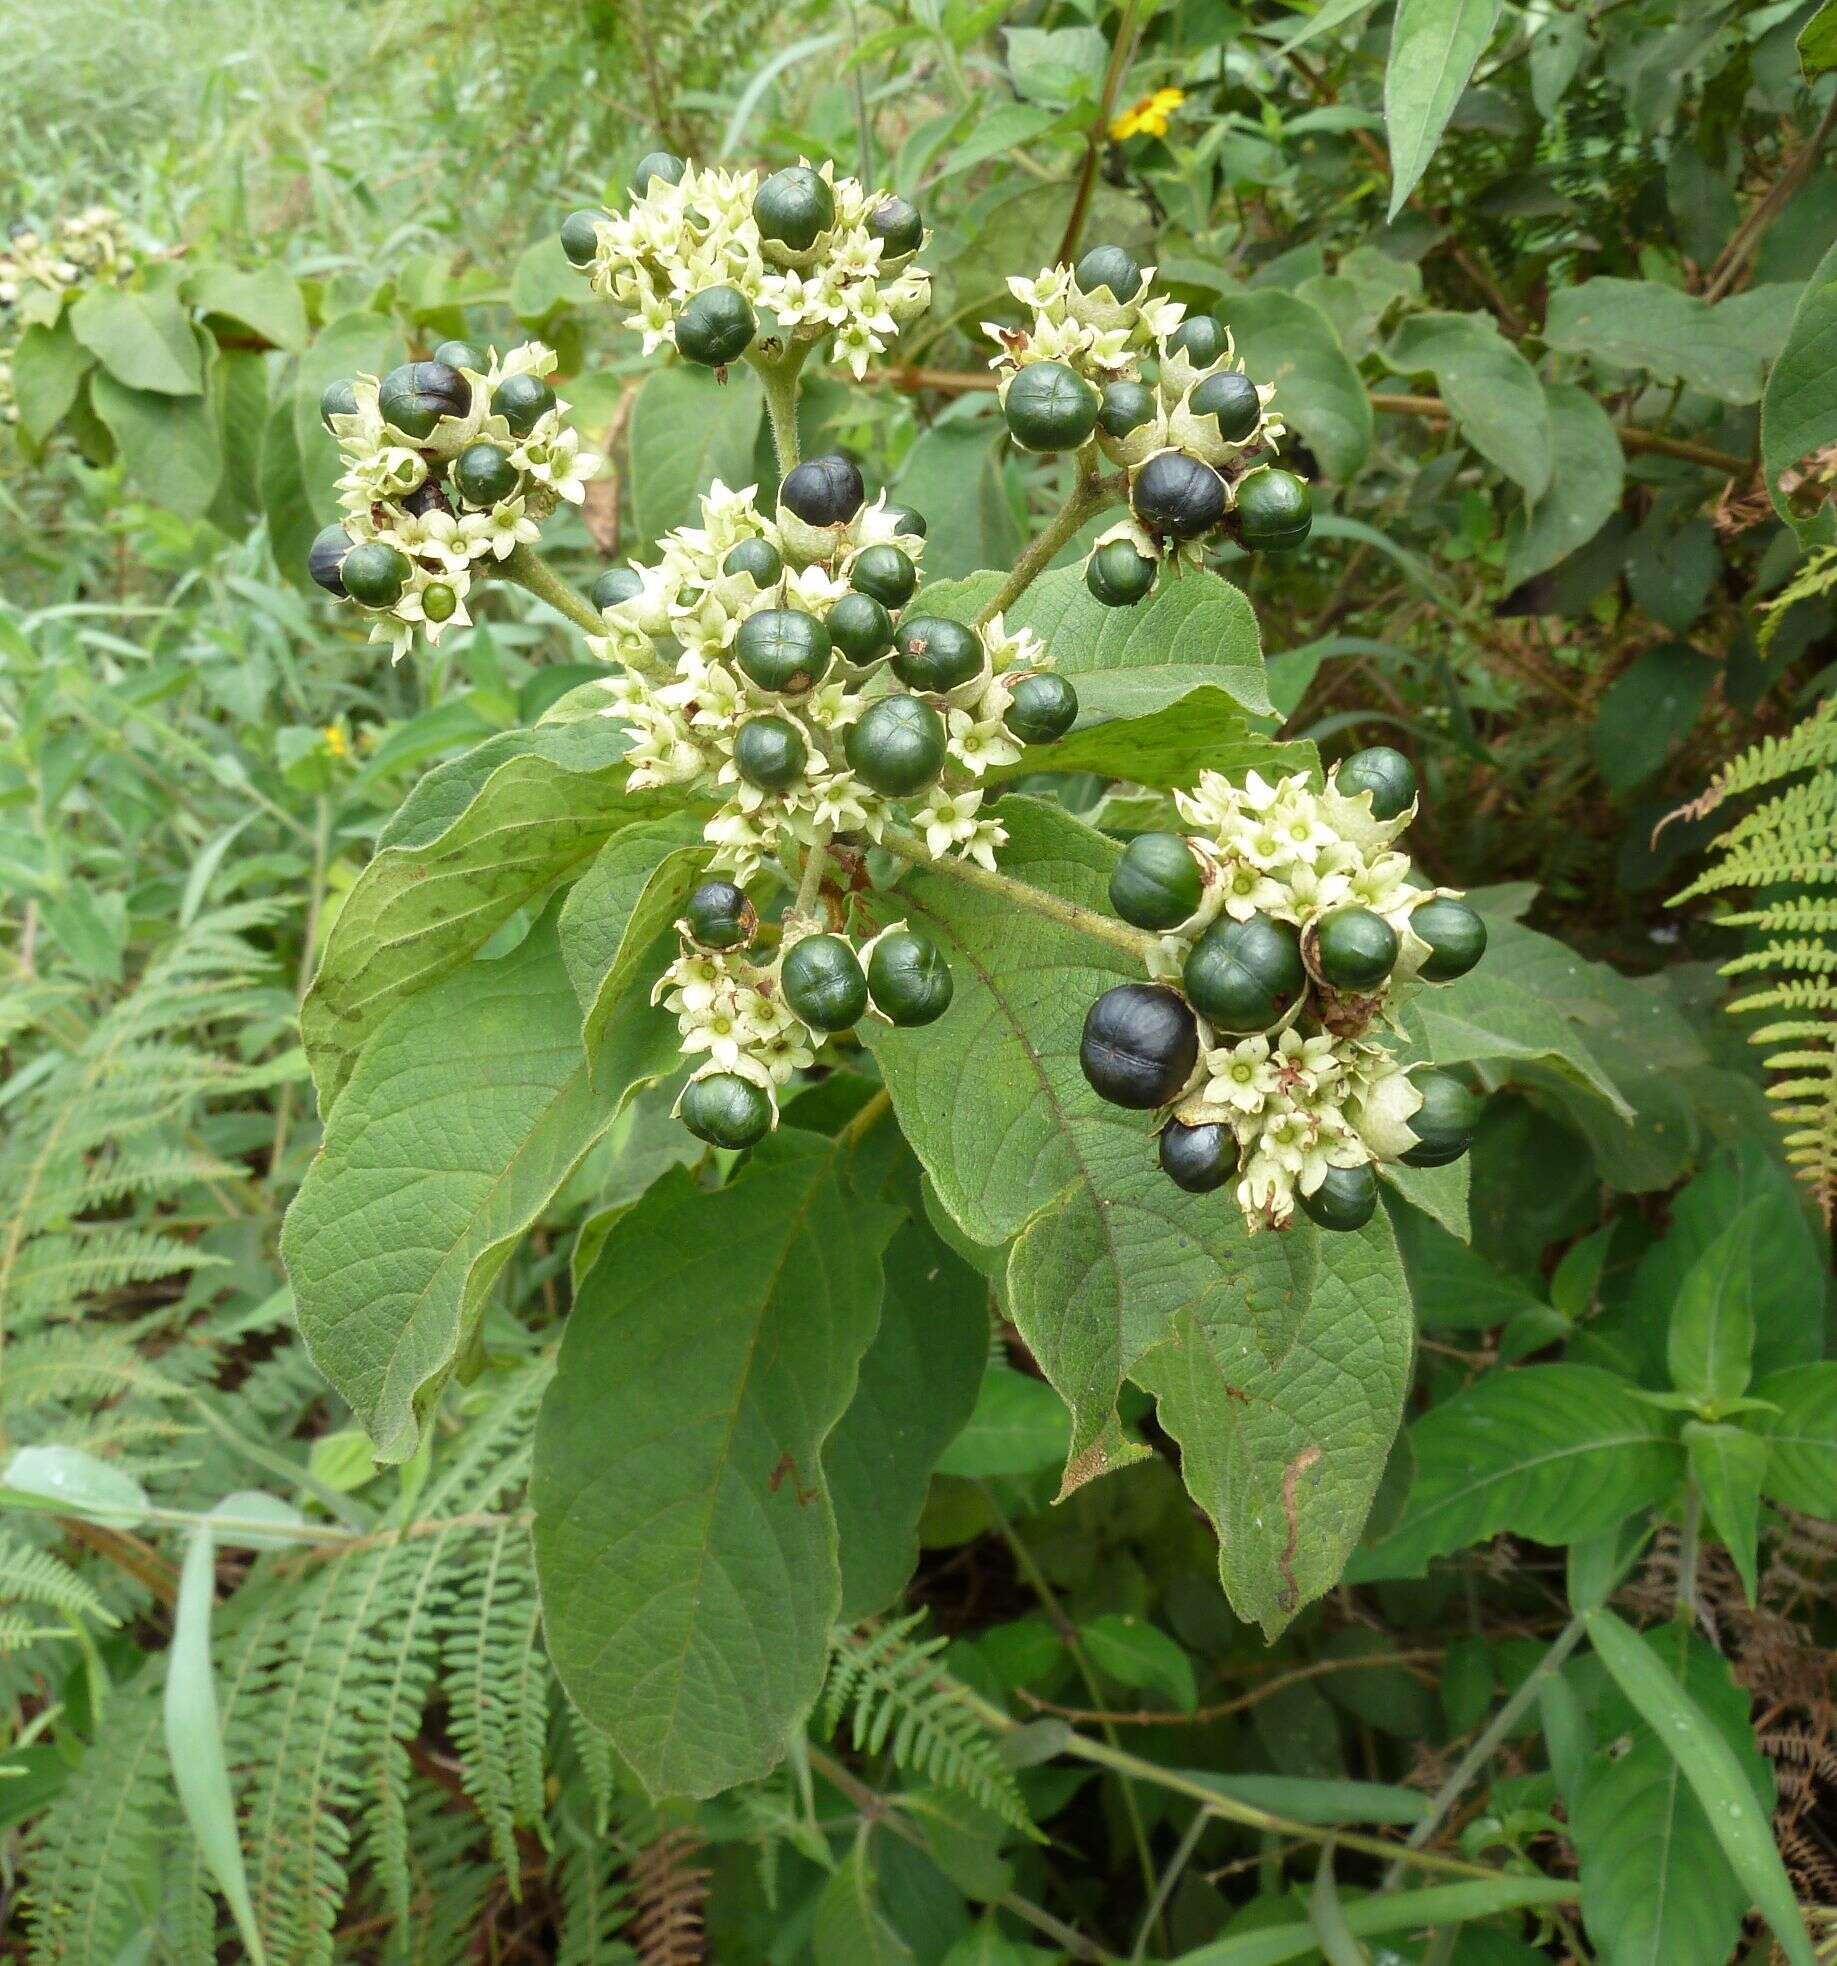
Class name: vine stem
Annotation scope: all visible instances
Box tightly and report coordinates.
[875,823,1157,962]
[501,541,606,639]
[792,826,833,922]
[974,460,1123,626]
[1676,1478,1702,1623]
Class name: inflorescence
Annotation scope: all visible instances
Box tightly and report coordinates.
[0,208,135,426]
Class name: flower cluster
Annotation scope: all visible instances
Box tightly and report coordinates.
[306,340,600,661]
[985,248,1313,606]
[0,208,135,425]
[586,460,1077,887]
[564,153,930,379]
[1079,747,1490,1235]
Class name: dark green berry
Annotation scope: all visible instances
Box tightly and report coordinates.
[421,581,459,623]
[681,1072,772,1149]
[1073,245,1143,303]
[592,566,642,610]
[452,441,520,507]
[559,209,602,268]
[781,933,868,1032]
[1189,370,1262,444]
[850,544,916,609]
[867,197,923,258]
[1110,832,1204,931]
[684,879,756,950]
[1335,745,1416,820]
[891,616,982,694]
[432,339,487,374]
[632,151,687,195]
[780,452,864,528]
[378,360,470,439]
[844,695,946,796]
[735,608,832,694]
[676,285,756,367]
[1132,450,1227,541]
[1168,316,1229,366]
[754,165,835,251]
[733,715,809,792]
[1299,1164,1377,1232]
[339,541,413,610]
[1315,908,1400,993]
[1411,898,1486,983]
[723,537,783,586]
[1003,361,1101,453]
[1099,378,1158,442]
[1080,983,1198,1110]
[866,930,953,1026]
[1182,913,1305,1034]
[319,378,358,431]
[1003,673,1079,744]
[880,501,927,539]
[493,372,555,438]
[1086,538,1157,607]
[1233,468,1313,552]
[308,524,351,597]
[1159,1119,1237,1194]
[827,592,895,664]
[1401,1071,1485,1168]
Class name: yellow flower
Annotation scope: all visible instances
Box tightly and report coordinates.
[321,723,350,760]
[1110,87,1185,141]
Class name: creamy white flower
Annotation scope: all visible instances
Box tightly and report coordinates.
[913,787,985,860]
[947,707,1024,777]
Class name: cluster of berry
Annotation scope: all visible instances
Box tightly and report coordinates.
[586,458,1078,887]
[0,208,134,426]
[1077,747,1488,1233]
[307,340,599,660]
[561,152,929,378]
[986,248,1313,609]
[661,879,954,1148]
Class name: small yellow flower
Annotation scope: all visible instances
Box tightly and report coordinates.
[321,723,350,760]
[1110,87,1185,141]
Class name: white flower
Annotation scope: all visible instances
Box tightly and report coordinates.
[1205,1035,1280,1116]
[947,706,1024,777]
[479,496,540,560]
[913,787,984,860]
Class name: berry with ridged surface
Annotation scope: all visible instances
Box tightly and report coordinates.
[432,339,486,374]
[378,360,470,440]
[1410,898,1486,982]
[1080,984,1200,1110]
[1073,245,1143,302]
[1087,538,1157,607]
[308,524,351,597]
[681,1072,772,1149]
[493,372,555,438]
[1132,451,1227,541]
[1401,1071,1484,1167]
[453,441,520,508]
[781,934,868,1031]
[1315,908,1399,993]
[1159,1119,1237,1194]
[1098,378,1157,442]
[1233,468,1313,552]
[684,880,756,951]
[339,541,413,610]
[754,165,835,251]
[735,609,832,694]
[1334,745,1416,820]
[849,544,916,609]
[844,695,946,795]
[733,715,809,792]
[1003,361,1101,453]
[1003,673,1078,744]
[1188,370,1261,445]
[826,592,894,665]
[890,616,982,694]
[780,453,863,528]
[1110,832,1204,931]
[1183,912,1305,1033]
[675,285,756,367]
[867,930,953,1026]
[1299,1164,1377,1232]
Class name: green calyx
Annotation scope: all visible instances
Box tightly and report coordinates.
[1182,912,1305,1033]
[1110,832,1204,931]
[1003,361,1101,453]
[781,933,868,1032]
[844,695,946,795]
[1314,907,1400,993]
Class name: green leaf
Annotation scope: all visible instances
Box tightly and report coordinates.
[1180,1769,1431,1826]
[1376,1153,1471,1242]
[1761,238,1837,531]
[92,358,223,519]
[893,419,1023,582]
[1751,1363,1837,1515]
[811,1845,917,1966]
[935,1365,1072,1478]
[1800,0,1837,78]
[1,1444,149,1525]
[1684,1421,1765,1604]
[1666,1205,1759,1406]
[509,235,587,323]
[532,1133,898,1797]
[68,284,204,395]
[164,1530,266,1964]
[1385,311,1553,498]
[1591,644,1718,796]
[1389,1203,1543,1331]
[1383,0,1503,218]
[284,916,676,1463]
[990,689,1311,793]
[1081,1614,1197,1712]
[1217,288,1374,478]
[629,363,764,545]
[300,719,668,1106]
[1584,1608,1813,1966]
[825,1217,989,1619]
[1354,1365,1683,1578]
[942,1922,1059,1966]
[9,318,93,446]
[185,263,308,351]
[1545,276,1780,405]
[1504,382,1625,587]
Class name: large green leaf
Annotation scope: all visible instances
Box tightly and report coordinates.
[1761,237,1837,531]
[1665,1207,1758,1405]
[68,285,203,395]
[1217,289,1374,479]
[628,362,764,544]
[811,1846,916,1966]
[184,264,309,352]
[1353,1364,1683,1577]
[1383,0,1502,217]
[1504,383,1626,588]
[1545,277,1785,405]
[301,719,673,1106]
[1752,1363,1837,1516]
[894,419,1024,581]
[9,318,93,446]
[283,917,677,1463]
[987,688,1310,792]
[1385,311,1552,499]
[532,1132,897,1797]
[91,351,222,519]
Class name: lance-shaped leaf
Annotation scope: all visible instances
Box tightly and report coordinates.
[1752,1363,1837,1515]
[532,1133,897,1797]
[1384,0,1501,217]
[284,915,678,1463]
[1762,237,1837,531]
[1217,288,1375,480]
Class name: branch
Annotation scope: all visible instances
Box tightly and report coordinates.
[501,542,607,639]
[1704,95,1837,303]
[974,458,1124,624]
[1370,392,1748,476]
[1056,0,1144,267]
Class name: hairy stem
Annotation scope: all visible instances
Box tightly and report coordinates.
[750,339,812,477]
[1676,1478,1702,1622]
[501,541,606,638]
[975,460,1124,625]
[792,827,833,922]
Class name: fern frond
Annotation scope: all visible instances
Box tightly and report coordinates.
[1663,697,1837,830]
[626,1826,710,1966]
[1719,897,1837,936]
[1720,940,1837,978]
[0,1530,118,1630]
[1731,981,1837,1017]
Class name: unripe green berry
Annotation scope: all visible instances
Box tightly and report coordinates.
[1411,898,1486,983]
[1299,1165,1377,1232]
[849,544,916,609]
[733,715,809,792]
[1003,673,1078,745]
[844,695,946,795]
[493,372,555,438]
[339,541,413,609]
[781,933,868,1032]
[1110,833,1204,931]
[1314,907,1400,993]
[681,1072,772,1149]
[559,210,601,268]
[453,441,520,508]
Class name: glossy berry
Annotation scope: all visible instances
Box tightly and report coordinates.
[559,210,601,268]
[493,372,555,438]
[676,285,756,367]
[867,197,924,258]
[850,544,916,609]
[308,524,351,597]
[453,441,520,507]
[827,592,895,664]
[1189,370,1261,445]
[1401,1071,1485,1168]
[880,501,927,539]
[1087,538,1157,608]
[1003,673,1078,744]
[1099,378,1157,442]
[733,715,808,792]
[891,616,982,694]
[684,879,756,950]
[844,695,946,795]
[1183,912,1305,1033]
[1410,898,1486,982]
[780,452,864,528]
[1159,1119,1237,1194]
[735,608,831,693]
[319,378,358,431]
[339,541,413,610]
[681,1072,772,1149]
[1080,983,1199,1111]
[632,150,687,194]
[1234,468,1313,552]
[723,537,783,586]
[782,934,869,1031]
[432,339,486,374]
[1168,316,1229,366]
[378,360,470,439]
[1315,908,1400,993]
[422,582,459,623]
[1132,451,1227,541]
[1110,833,1204,931]
[754,165,835,251]
[1335,745,1416,820]
[401,477,451,520]
[1300,1164,1377,1232]
[1073,245,1143,302]
[1003,361,1101,453]
[867,930,953,1026]
[592,565,642,610]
